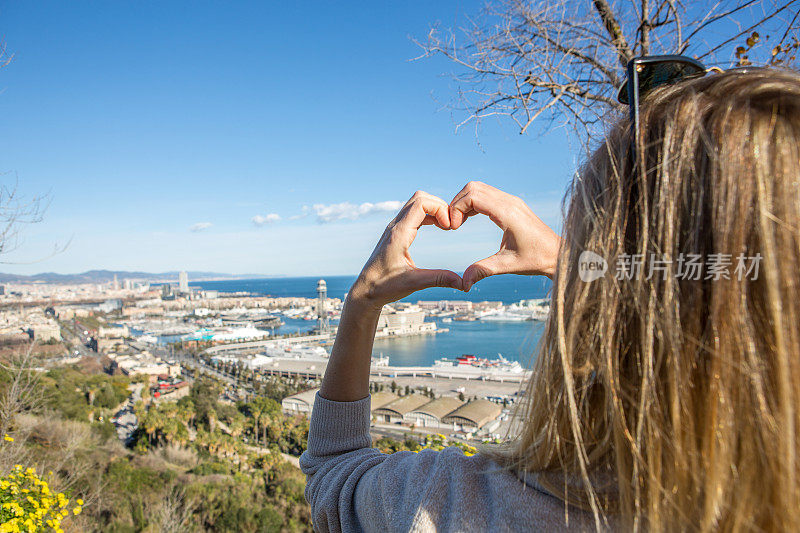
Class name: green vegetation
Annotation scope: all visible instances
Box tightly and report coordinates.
[40,367,130,420]
[0,352,313,532]
[0,349,478,532]
[74,314,104,332]
[132,377,309,458]
[375,433,478,456]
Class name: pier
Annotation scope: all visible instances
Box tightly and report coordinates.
[249,356,530,384]
[205,333,332,354]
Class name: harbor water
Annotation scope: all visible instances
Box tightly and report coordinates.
[190,275,552,369]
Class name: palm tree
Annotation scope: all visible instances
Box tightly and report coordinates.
[249,403,263,444]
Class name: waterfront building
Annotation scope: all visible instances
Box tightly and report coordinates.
[369,391,399,411]
[377,305,436,336]
[442,399,503,433]
[372,394,430,424]
[282,388,320,416]
[405,396,465,428]
[417,300,474,312]
[241,354,274,369]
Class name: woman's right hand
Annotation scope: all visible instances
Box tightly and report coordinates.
[449,181,561,290]
[347,190,463,311]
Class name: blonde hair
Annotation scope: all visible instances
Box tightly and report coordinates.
[495,69,800,531]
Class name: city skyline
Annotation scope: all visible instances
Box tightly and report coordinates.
[2,2,576,276]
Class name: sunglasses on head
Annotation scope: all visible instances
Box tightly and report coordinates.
[617,55,707,142]
[617,55,765,165]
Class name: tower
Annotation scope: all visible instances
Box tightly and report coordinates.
[179,271,189,293]
[316,279,329,334]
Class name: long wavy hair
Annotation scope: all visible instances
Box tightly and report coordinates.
[494,69,800,531]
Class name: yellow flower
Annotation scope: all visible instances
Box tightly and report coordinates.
[3,434,13,442]
[76,499,83,506]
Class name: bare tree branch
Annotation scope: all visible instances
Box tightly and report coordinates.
[593,0,635,64]
[417,0,800,142]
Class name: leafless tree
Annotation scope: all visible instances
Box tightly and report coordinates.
[0,179,59,263]
[0,343,44,439]
[0,40,64,263]
[0,343,44,471]
[153,485,198,533]
[417,0,800,140]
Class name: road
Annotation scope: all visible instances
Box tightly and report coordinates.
[113,383,144,444]
[58,319,96,359]
[175,352,237,385]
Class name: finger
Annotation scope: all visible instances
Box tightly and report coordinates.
[449,184,503,231]
[396,192,452,235]
[420,214,439,226]
[399,268,463,292]
[449,206,477,230]
[449,181,501,229]
[462,253,518,291]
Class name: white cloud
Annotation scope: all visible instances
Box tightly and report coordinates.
[313,201,403,223]
[289,205,310,220]
[252,213,281,226]
[189,222,213,232]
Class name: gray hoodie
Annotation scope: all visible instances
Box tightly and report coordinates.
[299,393,603,532]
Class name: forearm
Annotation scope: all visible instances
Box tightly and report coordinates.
[319,295,382,402]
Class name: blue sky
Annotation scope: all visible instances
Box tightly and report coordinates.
[0,1,578,276]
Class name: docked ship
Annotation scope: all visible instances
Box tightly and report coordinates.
[478,310,530,322]
[263,342,328,360]
[478,299,551,322]
[434,354,524,374]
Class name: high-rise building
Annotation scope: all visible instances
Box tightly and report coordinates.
[179,271,189,293]
[316,279,329,334]
[161,283,173,299]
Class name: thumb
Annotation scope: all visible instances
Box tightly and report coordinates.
[403,268,463,292]
[462,253,516,291]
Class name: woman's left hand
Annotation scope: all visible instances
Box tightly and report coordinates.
[348,191,464,311]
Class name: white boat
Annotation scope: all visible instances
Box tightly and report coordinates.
[433,354,524,374]
[263,343,328,360]
[479,312,530,322]
[372,353,390,367]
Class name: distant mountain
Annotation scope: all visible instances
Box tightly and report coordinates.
[0,270,274,284]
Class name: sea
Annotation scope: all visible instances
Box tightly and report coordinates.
[189,275,552,369]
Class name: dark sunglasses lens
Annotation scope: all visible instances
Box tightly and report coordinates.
[638,61,705,97]
[618,60,705,104]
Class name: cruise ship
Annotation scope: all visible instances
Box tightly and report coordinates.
[434,354,524,374]
[263,342,328,359]
[478,299,550,322]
